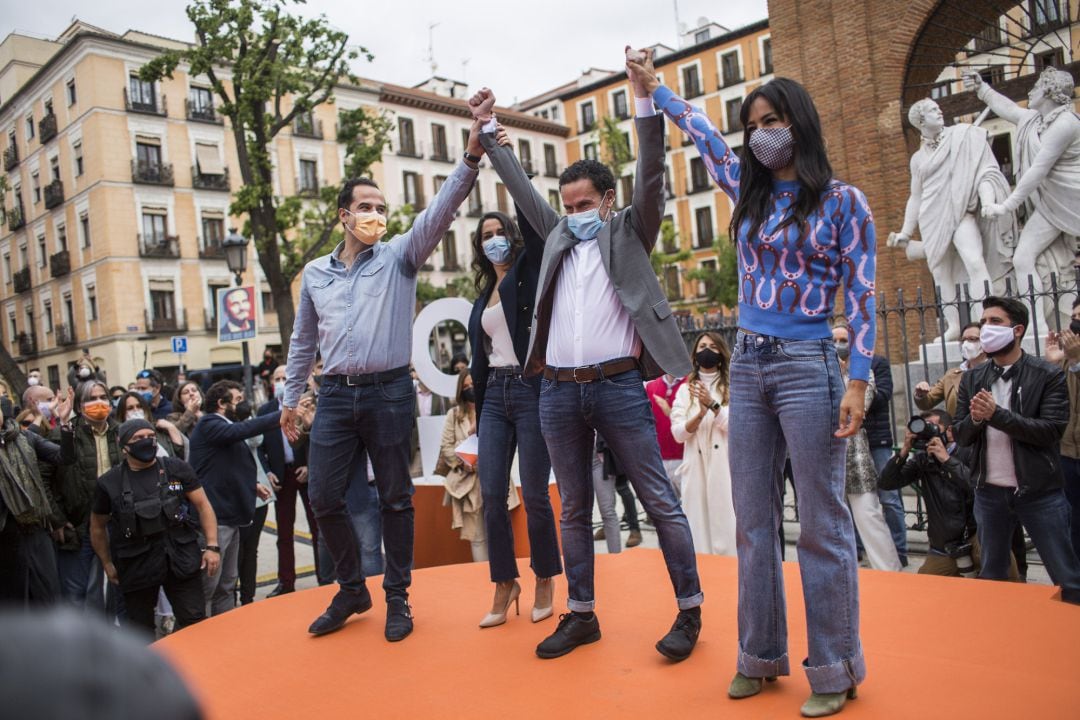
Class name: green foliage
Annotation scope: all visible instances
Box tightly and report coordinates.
[416,279,447,305]
[685,235,739,308]
[650,219,691,276]
[596,116,633,179]
[448,276,478,302]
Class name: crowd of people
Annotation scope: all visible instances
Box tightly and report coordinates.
[2,45,1078,720]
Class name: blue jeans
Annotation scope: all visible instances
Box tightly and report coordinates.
[479,371,561,583]
[308,374,414,600]
[1061,455,1080,560]
[974,485,1080,603]
[539,367,702,612]
[729,332,865,694]
[870,445,908,561]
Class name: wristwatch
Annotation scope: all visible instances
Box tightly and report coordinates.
[463,151,482,164]
[204,545,221,553]
[709,401,721,412]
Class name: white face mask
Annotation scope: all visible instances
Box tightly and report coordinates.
[273,381,286,400]
[960,340,982,361]
[27,376,40,387]
[979,323,1016,355]
[126,409,146,421]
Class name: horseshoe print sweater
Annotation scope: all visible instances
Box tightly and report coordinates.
[653,84,877,381]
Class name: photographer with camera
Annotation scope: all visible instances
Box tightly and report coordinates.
[879,411,984,577]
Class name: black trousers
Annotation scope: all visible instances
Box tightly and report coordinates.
[0,522,60,606]
[237,504,269,604]
[123,568,206,637]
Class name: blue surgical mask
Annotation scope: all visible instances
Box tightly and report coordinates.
[140,391,154,404]
[566,194,613,240]
[273,381,286,400]
[482,235,512,264]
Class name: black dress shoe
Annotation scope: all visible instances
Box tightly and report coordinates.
[655,607,701,661]
[535,612,601,659]
[385,598,414,642]
[267,584,294,598]
[308,588,373,635]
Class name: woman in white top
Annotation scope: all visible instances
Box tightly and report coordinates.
[671,332,737,556]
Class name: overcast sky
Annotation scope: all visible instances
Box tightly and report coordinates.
[1,0,768,103]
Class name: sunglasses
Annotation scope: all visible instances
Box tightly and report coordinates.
[20,420,33,428]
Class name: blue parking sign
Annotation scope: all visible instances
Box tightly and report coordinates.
[171,336,188,354]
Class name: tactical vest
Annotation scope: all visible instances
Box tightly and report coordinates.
[112,460,189,551]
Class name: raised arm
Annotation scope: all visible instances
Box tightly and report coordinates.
[966,72,1027,125]
[199,411,282,446]
[470,89,561,238]
[400,155,480,271]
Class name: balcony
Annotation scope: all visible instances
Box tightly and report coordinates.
[544,163,560,179]
[198,239,225,259]
[44,179,64,209]
[720,71,744,89]
[3,145,17,171]
[56,323,76,346]
[138,234,180,258]
[192,166,230,191]
[13,267,30,293]
[132,160,175,186]
[520,159,535,175]
[185,99,222,124]
[38,113,58,143]
[145,308,187,333]
[396,140,423,159]
[8,207,25,231]
[124,88,167,116]
[17,332,36,357]
[49,250,70,278]
[295,176,322,198]
[293,117,323,139]
[429,144,454,164]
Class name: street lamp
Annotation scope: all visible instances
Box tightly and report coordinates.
[222,228,254,401]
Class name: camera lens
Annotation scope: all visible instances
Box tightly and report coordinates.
[908,417,926,433]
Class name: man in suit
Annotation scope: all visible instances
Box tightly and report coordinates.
[468,48,702,661]
[259,365,319,596]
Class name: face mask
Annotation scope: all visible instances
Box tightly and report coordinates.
[566,193,613,240]
[126,409,146,421]
[695,348,721,370]
[37,402,52,421]
[980,323,1017,355]
[1070,320,1080,336]
[77,367,92,380]
[82,400,111,422]
[274,381,286,400]
[140,391,154,405]
[344,210,387,244]
[126,437,158,463]
[749,125,796,171]
[27,376,39,387]
[461,387,476,405]
[482,235,512,264]
[961,340,982,361]
[835,341,850,360]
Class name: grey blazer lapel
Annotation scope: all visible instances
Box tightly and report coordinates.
[538,223,578,299]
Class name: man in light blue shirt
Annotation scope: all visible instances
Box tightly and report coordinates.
[282,124,485,640]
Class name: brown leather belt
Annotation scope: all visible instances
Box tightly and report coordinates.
[543,357,639,384]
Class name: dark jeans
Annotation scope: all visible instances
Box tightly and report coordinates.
[308,374,414,601]
[123,568,206,637]
[1061,455,1080,559]
[0,524,60,606]
[479,371,561,583]
[237,504,269,605]
[975,485,1080,603]
[539,367,702,612]
[274,466,320,588]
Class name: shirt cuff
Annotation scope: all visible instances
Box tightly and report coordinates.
[481,116,498,134]
[634,96,656,118]
[1069,361,1080,373]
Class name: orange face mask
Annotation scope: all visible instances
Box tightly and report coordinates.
[82,400,111,422]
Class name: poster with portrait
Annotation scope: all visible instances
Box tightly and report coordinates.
[217,286,257,343]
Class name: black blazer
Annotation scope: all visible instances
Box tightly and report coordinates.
[468,208,544,423]
[256,399,307,479]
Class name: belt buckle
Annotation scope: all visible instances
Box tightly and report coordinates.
[345,375,359,387]
[572,365,592,383]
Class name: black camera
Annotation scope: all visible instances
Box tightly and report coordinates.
[908,416,946,451]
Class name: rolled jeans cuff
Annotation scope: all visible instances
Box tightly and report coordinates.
[677,590,704,610]
[738,645,791,679]
[802,653,866,694]
[567,597,595,612]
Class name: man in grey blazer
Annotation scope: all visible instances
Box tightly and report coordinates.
[468,49,702,662]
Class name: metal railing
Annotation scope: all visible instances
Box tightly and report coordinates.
[132,160,175,186]
[2,144,17,170]
[49,250,70,277]
[199,239,225,259]
[56,322,76,346]
[186,99,221,124]
[17,332,36,356]
[38,113,58,143]
[145,308,188,333]
[8,206,25,231]
[43,179,64,209]
[192,166,230,191]
[13,267,30,293]
[293,117,323,139]
[124,88,166,116]
[138,234,180,258]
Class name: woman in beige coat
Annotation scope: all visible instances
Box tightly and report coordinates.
[671,332,737,556]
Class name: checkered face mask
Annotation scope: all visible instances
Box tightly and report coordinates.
[748,125,795,171]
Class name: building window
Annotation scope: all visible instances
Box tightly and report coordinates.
[2,253,9,283]
[496,182,509,214]
[762,38,773,75]
[518,139,533,173]
[694,29,711,45]
[8,313,16,340]
[202,215,225,250]
[142,211,168,244]
[978,66,1005,86]
[43,300,53,334]
[460,127,470,156]
[26,114,34,140]
[467,182,483,216]
[689,157,709,192]
[544,143,558,177]
[80,212,90,248]
[433,175,447,195]
[698,259,717,297]
[207,283,227,326]
[57,224,67,252]
[430,123,448,161]
[725,98,743,134]
[584,142,598,161]
[136,140,163,170]
[73,141,83,176]
[128,74,157,109]
[398,117,416,156]
[665,166,675,198]
[150,289,175,321]
[50,156,60,181]
[662,214,677,252]
[612,90,629,120]
[32,172,41,203]
[188,86,215,118]
[18,244,28,269]
[37,235,47,266]
[550,105,560,121]
[695,207,714,248]
[1029,0,1064,32]
[441,231,458,271]
[87,285,97,321]
[579,101,596,133]
[403,171,424,208]
[722,52,742,88]
[664,265,682,300]
[298,158,318,193]
[261,291,274,315]
[548,189,561,210]
[682,65,702,98]
[619,175,634,207]
[62,293,73,329]
[1034,47,1064,72]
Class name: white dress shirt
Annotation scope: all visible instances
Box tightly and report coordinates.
[984,365,1017,488]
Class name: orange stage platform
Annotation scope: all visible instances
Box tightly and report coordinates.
[157,550,1080,720]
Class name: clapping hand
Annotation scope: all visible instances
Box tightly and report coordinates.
[689,381,713,416]
[970,389,997,423]
[55,387,74,424]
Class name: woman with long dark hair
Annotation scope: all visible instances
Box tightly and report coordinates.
[628,59,875,716]
[466,131,562,629]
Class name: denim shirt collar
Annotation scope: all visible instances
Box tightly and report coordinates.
[329,240,377,269]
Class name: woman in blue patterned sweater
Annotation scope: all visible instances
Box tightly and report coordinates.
[628,57,875,718]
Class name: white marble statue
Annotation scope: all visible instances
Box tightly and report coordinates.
[966,67,1080,327]
[888,97,1014,341]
